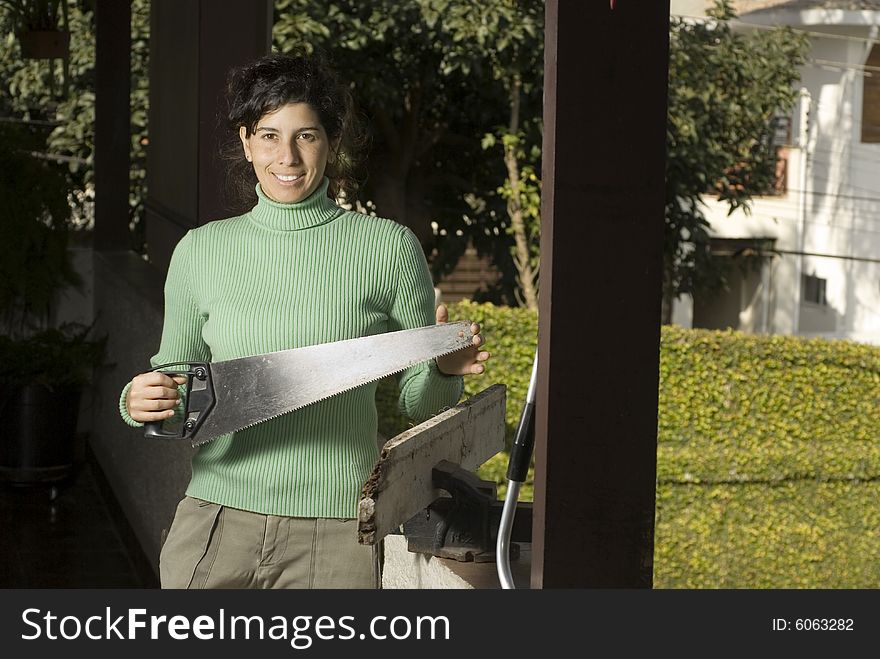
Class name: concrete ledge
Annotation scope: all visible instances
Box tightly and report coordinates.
[381,534,531,589]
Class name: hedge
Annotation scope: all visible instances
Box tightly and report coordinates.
[658,327,880,484]
[376,305,880,587]
[655,326,880,588]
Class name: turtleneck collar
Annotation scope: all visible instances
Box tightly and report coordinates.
[249,177,342,231]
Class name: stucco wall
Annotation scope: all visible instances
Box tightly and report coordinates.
[87,250,193,577]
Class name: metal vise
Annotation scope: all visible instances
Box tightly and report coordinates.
[402,460,532,562]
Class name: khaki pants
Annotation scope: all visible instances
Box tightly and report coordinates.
[159,496,375,589]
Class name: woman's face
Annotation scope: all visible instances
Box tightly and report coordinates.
[239,102,331,204]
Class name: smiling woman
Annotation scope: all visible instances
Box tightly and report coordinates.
[117,53,489,590]
[239,103,330,204]
[221,53,362,208]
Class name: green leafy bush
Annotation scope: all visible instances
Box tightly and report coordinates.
[0,121,76,333]
[655,326,880,588]
[0,0,150,247]
[0,123,105,398]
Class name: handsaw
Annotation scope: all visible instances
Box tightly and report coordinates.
[144,321,474,446]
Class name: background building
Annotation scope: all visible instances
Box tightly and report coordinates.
[671,1,880,344]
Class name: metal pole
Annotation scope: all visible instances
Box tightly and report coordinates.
[497,353,538,589]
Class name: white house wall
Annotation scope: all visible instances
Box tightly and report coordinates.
[674,29,880,345]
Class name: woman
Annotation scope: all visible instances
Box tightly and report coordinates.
[119,53,489,589]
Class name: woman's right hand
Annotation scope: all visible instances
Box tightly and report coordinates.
[126,372,188,423]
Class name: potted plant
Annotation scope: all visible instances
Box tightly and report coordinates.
[0,121,105,485]
[0,0,70,59]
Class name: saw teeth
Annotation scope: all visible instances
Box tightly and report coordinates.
[190,334,474,446]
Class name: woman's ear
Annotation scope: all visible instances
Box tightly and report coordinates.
[239,126,252,162]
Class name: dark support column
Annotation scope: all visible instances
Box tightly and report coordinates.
[198,3,275,226]
[93,0,131,251]
[532,1,670,588]
[146,0,273,273]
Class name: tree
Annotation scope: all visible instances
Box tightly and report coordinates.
[273,0,543,307]
[665,0,809,322]
[0,0,150,249]
[439,0,543,310]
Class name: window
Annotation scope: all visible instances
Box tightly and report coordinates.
[802,274,827,306]
[862,43,880,143]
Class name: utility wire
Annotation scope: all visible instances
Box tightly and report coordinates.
[769,249,880,265]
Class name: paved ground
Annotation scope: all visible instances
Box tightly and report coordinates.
[0,462,147,588]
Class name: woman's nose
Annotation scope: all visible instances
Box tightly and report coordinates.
[278,140,300,166]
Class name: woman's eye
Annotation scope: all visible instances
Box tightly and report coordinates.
[298,132,316,142]
[261,133,277,140]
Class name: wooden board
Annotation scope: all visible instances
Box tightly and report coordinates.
[358,384,507,545]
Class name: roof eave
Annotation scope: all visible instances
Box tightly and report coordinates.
[741,8,880,26]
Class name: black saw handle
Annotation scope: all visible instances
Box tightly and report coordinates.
[143,361,215,442]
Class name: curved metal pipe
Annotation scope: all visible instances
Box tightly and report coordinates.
[497,480,522,589]
[497,352,538,589]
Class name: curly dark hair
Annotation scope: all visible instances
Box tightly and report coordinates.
[220,52,365,207]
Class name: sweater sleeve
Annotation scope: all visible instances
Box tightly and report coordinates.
[118,230,211,427]
[390,227,464,423]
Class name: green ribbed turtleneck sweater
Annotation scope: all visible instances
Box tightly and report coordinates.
[119,179,463,518]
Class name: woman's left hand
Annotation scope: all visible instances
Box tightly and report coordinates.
[434,304,491,376]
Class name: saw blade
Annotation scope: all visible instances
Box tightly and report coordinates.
[189,321,474,446]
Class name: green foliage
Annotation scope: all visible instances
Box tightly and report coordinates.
[0,0,66,31]
[484,131,541,303]
[655,326,880,587]
[666,0,809,304]
[127,0,149,246]
[658,327,880,483]
[0,121,77,334]
[450,300,538,437]
[0,0,150,248]
[0,94,106,391]
[655,480,880,588]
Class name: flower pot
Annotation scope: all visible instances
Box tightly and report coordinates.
[17,29,70,59]
[0,382,81,484]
